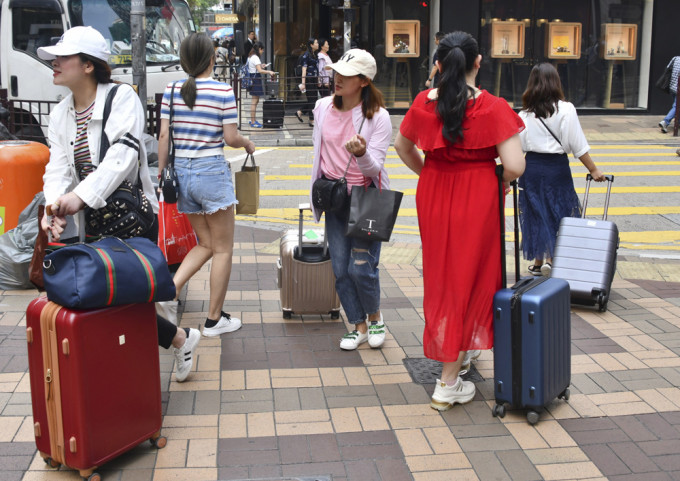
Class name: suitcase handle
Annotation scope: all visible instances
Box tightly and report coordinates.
[582,174,614,221]
[496,165,521,287]
[297,204,328,258]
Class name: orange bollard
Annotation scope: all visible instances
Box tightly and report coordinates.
[0,140,49,235]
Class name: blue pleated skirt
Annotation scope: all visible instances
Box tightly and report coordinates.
[518,151,581,260]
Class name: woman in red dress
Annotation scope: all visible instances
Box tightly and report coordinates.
[395,31,525,411]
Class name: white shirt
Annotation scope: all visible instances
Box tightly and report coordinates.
[518,100,589,159]
[317,51,332,86]
[43,82,158,239]
[247,55,261,74]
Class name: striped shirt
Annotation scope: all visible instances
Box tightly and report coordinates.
[160,78,237,158]
[74,101,95,180]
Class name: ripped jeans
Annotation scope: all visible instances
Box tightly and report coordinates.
[325,208,382,324]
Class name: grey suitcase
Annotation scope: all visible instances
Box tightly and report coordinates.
[276,204,341,319]
[551,174,618,312]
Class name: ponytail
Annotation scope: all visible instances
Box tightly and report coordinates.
[179,33,214,109]
[435,32,479,144]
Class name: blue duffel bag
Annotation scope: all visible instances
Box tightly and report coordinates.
[43,236,176,309]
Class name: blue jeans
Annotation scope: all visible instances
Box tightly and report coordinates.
[664,94,677,124]
[325,209,382,324]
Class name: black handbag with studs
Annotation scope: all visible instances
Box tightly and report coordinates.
[84,84,155,239]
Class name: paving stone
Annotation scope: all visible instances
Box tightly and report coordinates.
[308,434,341,463]
[622,378,674,391]
[274,388,301,411]
[336,430,397,447]
[497,449,543,481]
[344,459,380,481]
[459,435,520,452]
[248,464,283,478]
[398,382,431,405]
[612,369,662,382]
[280,434,312,464]
[638,440,680,456]
[220,400,274,414]
[610,442,662,473]
[375,457,412,481]
[636,414,680,440]
[340,442,403,460]
[452,423,511,438]
[166,391,195,415]
[613,416,662,442]
[608,472,674,481]
[572,373,606,394]
[661,412,680,425]
[568,428,630,445]
[467,451,510,480]
[655,455,680,471]
[217,466,250,479]
[194,390,220,415]
[1,404,31,416]
[560,417,619,431]
[299,388,328,411]
[374,384,407,405]
[588,371,630,392]
[582,444,631,476]
[0,471,23,481]
[326,395,380,409]
[281,461,346,478]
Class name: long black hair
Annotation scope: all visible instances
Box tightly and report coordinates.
[179,32,214,109]
[306,37,318,58]
[436,31,479,144]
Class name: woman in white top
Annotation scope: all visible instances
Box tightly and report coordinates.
[518,63,605,276]
[317,38,333,98]
[246,42,276,128]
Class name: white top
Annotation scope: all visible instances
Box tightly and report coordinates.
[518,100,589,159]
[317,51,332,86]
[247,54,261,74]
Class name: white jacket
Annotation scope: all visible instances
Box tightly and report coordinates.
[43,82,158,239]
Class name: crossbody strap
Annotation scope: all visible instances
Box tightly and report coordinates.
[168,81,177,167]
[537,117,563,148]
[339,116,367,179]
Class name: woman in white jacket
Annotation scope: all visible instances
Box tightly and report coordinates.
[309,49,392,351]
[38,26,200,383]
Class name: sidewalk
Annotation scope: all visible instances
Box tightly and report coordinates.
[241,113,680,147]
[2,222,680,481]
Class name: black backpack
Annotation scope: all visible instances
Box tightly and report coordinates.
[294,54,304,79]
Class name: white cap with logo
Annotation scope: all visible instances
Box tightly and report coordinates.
[326,49,377,80]
[38,26,111,63]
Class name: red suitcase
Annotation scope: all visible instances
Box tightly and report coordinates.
[26,296,166,480]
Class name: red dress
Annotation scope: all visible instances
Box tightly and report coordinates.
[400,90,524,362]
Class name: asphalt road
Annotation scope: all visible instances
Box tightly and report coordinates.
[223,143,680,259]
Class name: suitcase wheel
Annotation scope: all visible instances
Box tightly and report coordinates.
[43,457,61,468]
[150,435,167,449]
[283,310,292,319]
[86,473,102,481]
[597,293,608,312]
[492,404,506,418]
[330,311,340,320]
[559,388,571,401]
[526,410,540,425]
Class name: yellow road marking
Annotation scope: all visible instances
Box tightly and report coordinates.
[260,186,680,196]
[266,171,680,181]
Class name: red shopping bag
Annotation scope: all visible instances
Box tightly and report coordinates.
[158,200,197,266]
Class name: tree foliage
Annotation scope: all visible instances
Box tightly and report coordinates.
[186,0,220,28]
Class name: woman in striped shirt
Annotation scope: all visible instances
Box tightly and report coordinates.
[158,33,256,338]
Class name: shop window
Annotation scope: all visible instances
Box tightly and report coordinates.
[479,0,651,110]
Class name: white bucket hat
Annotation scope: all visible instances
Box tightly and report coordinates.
[38,26,111,62]
[326,49,377,80]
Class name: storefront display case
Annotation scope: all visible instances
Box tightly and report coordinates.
[601,23,637,60]
[546,22,581,59]
[385,20,420,58]
[490,21,525,59]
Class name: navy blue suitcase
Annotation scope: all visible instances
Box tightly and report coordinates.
[491,166,571,425]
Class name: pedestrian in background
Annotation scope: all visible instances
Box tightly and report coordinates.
[309,49,392,351]
[246,41,277,128]
[395,31,525,411]
[157,32,255,340]
[425,31,445,89]
[659,55,680,133]
[317,38,333,98]
[242,30,256,63]
[296,37,320,126]
[518,63,605,276]
[38,26,201,383]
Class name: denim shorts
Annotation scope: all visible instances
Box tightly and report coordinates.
[175,154,237,214]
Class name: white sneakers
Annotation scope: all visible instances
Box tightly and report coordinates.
[173,328,200,382]
[156,300,178,325]
[368,313,386,348]
[202,311,242,337]
[430,377,476,411]
[660,120,669,133]
[340,313,386,350]
[340,330,368,350]
[540,262,552,277]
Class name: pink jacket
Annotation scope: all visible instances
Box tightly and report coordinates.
[309,96,392,222]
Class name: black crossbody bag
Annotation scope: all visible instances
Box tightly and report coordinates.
[311,116,366,212]
[84,84,155,239]
[160,81,179,203]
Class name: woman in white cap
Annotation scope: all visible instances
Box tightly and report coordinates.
[38,26,201,383]
[309,49,392,351]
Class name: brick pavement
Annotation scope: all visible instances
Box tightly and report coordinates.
[1,221,680,481]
